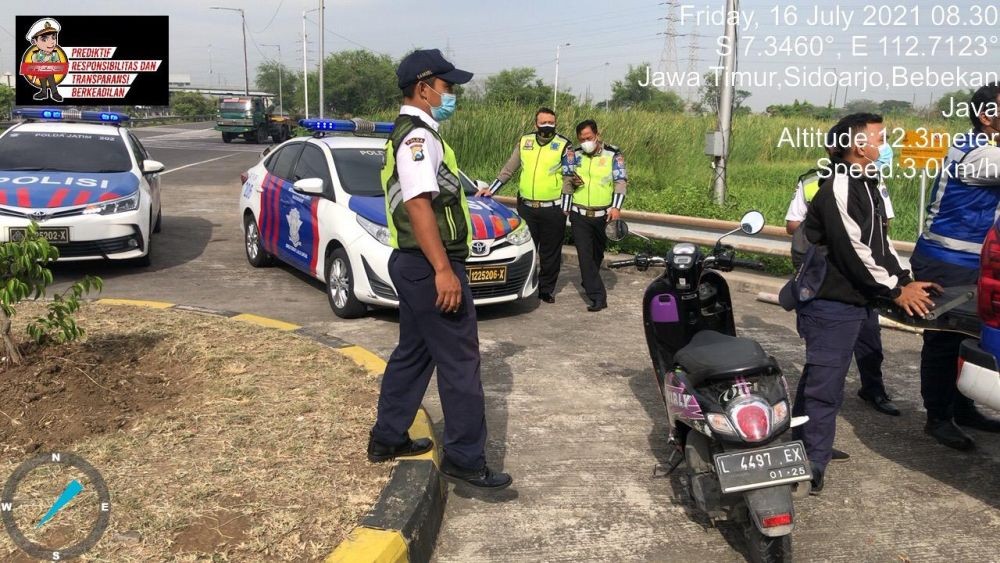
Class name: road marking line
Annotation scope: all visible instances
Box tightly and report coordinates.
[96,298,174,309]
[159,154,238,175]
[338,346,386,375]
[232,313,301,331]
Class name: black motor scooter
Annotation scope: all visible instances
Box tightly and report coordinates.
[607,211,811,563]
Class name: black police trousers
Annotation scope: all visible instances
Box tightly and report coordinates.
[516,199,565,296]
[910,251,980,421]
[371,250,487,470]
[793,304,879,472]
[570,211,609,303]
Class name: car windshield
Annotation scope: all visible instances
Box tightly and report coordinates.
[330,148,387,197]
[0,130,132,173]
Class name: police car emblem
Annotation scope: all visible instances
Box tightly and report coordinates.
[30,210,49,222]
[471,240,489,256]
[286,208,303,247]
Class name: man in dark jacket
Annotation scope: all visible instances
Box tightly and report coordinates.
[794,113,941,493]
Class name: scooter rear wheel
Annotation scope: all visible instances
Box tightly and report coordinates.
[742,512,791,563]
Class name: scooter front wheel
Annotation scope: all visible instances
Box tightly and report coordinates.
[742,511,791,563]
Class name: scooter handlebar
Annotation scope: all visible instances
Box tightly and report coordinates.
[732,258,767,270]
[608,259,636,269]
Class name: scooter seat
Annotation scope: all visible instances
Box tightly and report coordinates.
[674,330,776,386]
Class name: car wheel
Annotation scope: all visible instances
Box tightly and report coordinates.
[153,207,162,233]
[326,248,366,319]
[244,214,273,267]
[222,132,233,143]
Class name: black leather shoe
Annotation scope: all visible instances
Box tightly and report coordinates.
[33,90,47,100]
[858,389,901,416]
[924,418,975,451]
[49,88,63,103]
[587,300,607,312]
[539,292,555,303]
[954,408,1000,433]
[440,457,512,490]
[809,464,824,496]
[367,432,434,463]
[830,448,850,463]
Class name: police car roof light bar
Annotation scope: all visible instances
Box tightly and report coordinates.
[298,118,394,136]
[12,108,130,124]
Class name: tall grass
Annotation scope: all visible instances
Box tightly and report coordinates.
[409,103,964,242]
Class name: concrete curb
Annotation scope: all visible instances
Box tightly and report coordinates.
[88,299,445,563]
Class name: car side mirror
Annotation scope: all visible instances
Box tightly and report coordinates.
[740,210,766,235]
[293,177,324,195]
[142,159,165,175]
[606,219,629,242]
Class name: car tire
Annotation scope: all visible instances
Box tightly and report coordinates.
[153,207,162,233]
[244,214,273,267]
[222,133,233,144]
[326,248,366,319]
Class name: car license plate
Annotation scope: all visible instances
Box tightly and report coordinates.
[9,227,69,244]
[714,441,811,494]
[466,265,507,286]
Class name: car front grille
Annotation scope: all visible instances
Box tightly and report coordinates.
[469,251,533,299]
[55,234,140,258]
[0,206,87,220]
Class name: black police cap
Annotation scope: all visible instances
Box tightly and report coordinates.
[397,49,473,89]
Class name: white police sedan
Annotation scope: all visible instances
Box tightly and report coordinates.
[239,118,538,318]
[0,108,163,266]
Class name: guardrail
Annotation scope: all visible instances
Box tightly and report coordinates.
[494,195,916,261]
[0,114,214,130]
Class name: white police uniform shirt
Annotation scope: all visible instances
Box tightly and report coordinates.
[785,176,895,222]
[395,105,444,202]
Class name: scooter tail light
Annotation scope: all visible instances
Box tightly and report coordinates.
[762,513,792,528]
[730,399,771,442]
[772,400,789,426]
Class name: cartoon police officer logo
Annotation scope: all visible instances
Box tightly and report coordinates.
[1,452,112,560]
[286,207,303,247]
[20,18,68,103]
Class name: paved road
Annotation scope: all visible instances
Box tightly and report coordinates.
[49,122,1000,561]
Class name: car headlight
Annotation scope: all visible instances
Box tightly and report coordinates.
[357,215,390,246]
[505,223,532,246]
[82,192,140,215]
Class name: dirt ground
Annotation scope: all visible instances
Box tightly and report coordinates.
[0,303,388,561]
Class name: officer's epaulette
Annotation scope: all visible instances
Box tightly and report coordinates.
[603,143,621,154]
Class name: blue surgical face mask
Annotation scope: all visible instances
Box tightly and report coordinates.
[876,143,893,170]
[428,86,457,122]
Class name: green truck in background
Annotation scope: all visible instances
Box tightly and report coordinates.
[214,96,292,144]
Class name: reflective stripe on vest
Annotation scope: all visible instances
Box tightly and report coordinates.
[573,149,616,208]
[381,114,472,260]
[920,133,1000,260]
[518,133,567,201]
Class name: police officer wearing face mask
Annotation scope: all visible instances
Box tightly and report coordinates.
[368,49,512,490]
[560,119,627,312]
[785,135,901,422]
[477,108,572,303]
[794,113,940,494]
[911,82,1000,451]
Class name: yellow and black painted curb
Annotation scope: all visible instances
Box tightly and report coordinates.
[89,299,445,563]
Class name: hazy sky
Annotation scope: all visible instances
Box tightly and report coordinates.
[0,0,988,111]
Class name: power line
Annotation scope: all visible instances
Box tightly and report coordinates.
[303,16,378,54]
[252,0,286,34]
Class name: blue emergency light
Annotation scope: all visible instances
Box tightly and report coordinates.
[12,108,130,123]
[299,118,394,135]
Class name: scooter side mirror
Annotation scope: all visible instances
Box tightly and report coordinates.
[606,219,629,242]
[740,210,766,235]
